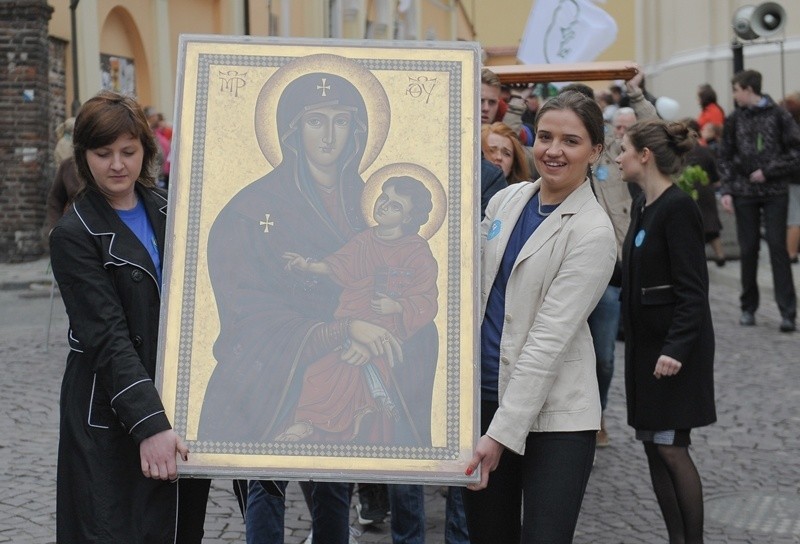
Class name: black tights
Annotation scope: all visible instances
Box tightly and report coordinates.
[643,443,704,544]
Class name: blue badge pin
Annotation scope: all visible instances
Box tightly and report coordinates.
[487,220,502,240]
[635,229,646,247]
[595,164,609,181]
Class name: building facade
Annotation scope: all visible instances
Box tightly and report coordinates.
[1,0,798,261]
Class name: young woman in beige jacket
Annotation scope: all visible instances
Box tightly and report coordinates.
[463,91,616,543]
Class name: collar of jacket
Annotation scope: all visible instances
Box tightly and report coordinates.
[494,178,597,265]
[529,177,596,216]
[72,185,168,290]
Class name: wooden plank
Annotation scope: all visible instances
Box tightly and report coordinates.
[489,61,638,84]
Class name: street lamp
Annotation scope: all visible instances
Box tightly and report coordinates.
[69,0,80,115]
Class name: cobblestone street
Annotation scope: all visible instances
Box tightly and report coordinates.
[1,257,798,543]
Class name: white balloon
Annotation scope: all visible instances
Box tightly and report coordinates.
[656,96,681,121]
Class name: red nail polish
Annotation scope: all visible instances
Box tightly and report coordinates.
[465,467,474,476]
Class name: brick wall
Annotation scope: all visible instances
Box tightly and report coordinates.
[48,36,68,193]
[0,0,54,262]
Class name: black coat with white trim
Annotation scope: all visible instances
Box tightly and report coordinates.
[50,185,176,543]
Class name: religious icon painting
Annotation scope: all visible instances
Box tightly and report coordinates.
[156,34,481,484]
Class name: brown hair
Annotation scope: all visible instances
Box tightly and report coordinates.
[481,68,501,89]
[697,84,718,108]
[382,176,433,235]
[731,70,762,96]
[481,122,530,183]
[535,90,605,148]
[73,90,158,192]
[626,119,696,176]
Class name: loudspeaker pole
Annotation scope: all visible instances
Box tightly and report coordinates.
[732,39,744,74]
[779,40,785,100]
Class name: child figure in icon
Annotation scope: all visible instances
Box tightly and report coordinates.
[280,175,438,445]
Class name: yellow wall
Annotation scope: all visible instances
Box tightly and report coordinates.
[601,0,636,64]
[473,0,528,49]
[46,0,475,116]
[48,0,634,113]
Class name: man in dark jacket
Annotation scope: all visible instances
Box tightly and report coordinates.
[480,157,506,219]
[719,69,799,332]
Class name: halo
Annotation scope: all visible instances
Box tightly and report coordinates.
[254,54,390,173]
[362,163,447,241]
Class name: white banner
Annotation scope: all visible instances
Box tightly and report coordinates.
[517,0,618,65]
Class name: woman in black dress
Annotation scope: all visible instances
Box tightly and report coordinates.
[615,119,717,544]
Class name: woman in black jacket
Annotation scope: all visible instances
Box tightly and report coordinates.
[50,91,189,543]
[616,119,717,544]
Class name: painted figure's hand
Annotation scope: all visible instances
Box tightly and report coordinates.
[653,354,682,379]
[340,339,371,366]
[139,429,188,481]
[465,434,505,491]
[282,252,310,272]
[349,320,403,367]
[371,293,403,315]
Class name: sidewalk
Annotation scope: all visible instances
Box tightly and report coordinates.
[0,256,53,291]
[705,241,800,302]
[2,244,797,543]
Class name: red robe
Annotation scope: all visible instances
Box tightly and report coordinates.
[291,229,438,444]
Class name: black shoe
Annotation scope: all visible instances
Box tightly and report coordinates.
[779,317,796,332]
[715,256,726,267]
[739,311,756,326]
[790,256,799,264]
[356,484,388,525]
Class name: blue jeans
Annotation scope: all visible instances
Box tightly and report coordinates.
[388,484,424,544]
[388,485,469,544]
[587,285,621,411]
[445,487,469,544]
[734,194,796,320]
[246,480,350,544]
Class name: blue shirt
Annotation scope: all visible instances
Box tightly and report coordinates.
[116,199,162,286]
[480,193,558,401]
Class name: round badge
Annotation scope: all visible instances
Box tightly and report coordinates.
[487,220,502,240]
[634,229,646,247]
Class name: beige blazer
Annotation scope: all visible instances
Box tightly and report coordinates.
[480,179,616,455]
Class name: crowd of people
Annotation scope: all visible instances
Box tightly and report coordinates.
[44,61,798,543]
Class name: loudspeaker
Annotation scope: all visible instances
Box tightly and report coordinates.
[732,2,786,41]
[751,2,785,37]
[733,5,758,40]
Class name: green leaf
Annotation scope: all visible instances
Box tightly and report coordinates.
[676,165,709,200]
